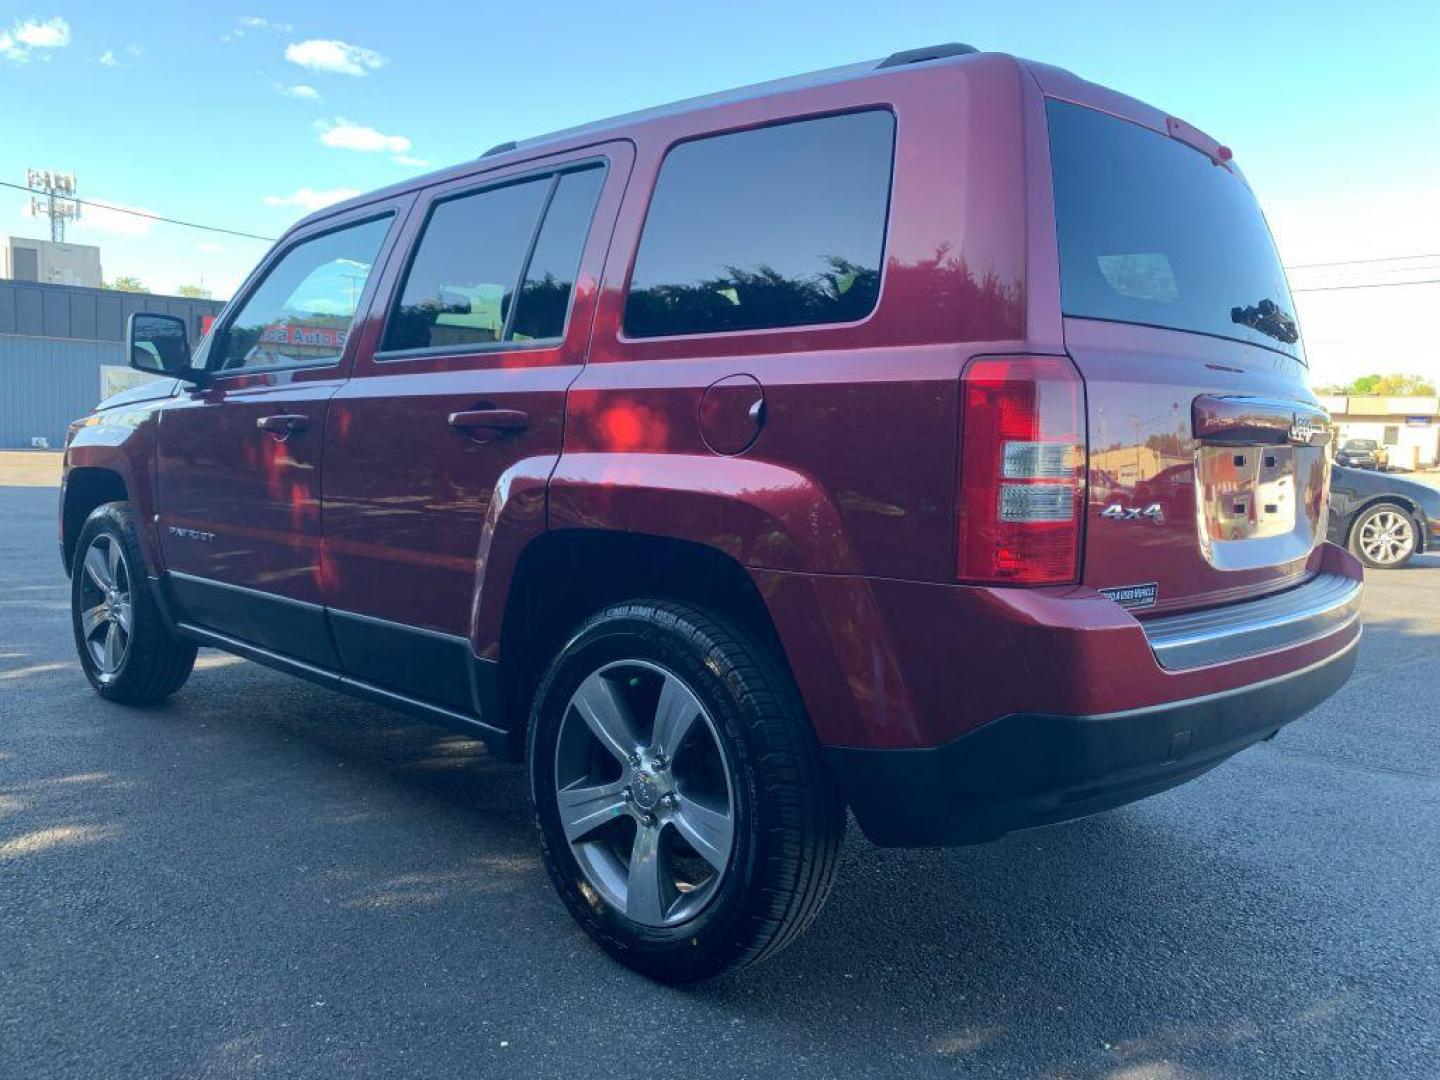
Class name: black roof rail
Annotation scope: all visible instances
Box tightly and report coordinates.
[481,140,517,158]
[877,43,978,69]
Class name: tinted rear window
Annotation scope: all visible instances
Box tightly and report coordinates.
[1048,100,1299,356]
[509,167,605,342]
[624,110,895,338]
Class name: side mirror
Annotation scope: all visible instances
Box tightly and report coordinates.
[127,313,202,382]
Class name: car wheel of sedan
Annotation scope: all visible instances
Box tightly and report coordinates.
[71,502,197,703]
[1349,502,1417,569]
[528,599,845,982]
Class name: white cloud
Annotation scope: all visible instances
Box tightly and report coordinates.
[241,16,293,31]
[15,16,69,48]
[97,43,141,68]
[316,118,411,154]
[392,154,431,168]
[285,38,386,77]
[226,16,293,40]
[281,83,321,100]
[198,241,225,254]
[264,187,362,212]
[2,16,72,62]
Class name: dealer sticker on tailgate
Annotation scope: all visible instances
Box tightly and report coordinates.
[1099,582,1159,610]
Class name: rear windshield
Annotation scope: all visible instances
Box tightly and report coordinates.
[1047,100,1299,357]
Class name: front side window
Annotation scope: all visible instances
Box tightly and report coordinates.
[624,110,896,338]
[382,165,605,354]
[214,216,390,372]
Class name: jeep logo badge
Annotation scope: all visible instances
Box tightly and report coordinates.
[1289,415,1325,446]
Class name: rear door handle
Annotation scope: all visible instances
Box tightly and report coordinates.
[448,408,529,434]
[256,414,310,436]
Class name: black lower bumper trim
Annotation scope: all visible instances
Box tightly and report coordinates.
[826,635,1359,847]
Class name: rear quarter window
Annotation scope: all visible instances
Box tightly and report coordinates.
[624,110,895,338]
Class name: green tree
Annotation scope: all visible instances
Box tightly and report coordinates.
[1372,373,1436,396]
[106,275,149,293]
[175,283,213,299]
[1337,373,1436,396]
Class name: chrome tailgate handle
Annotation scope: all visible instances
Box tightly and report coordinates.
[1192,395,1330,447]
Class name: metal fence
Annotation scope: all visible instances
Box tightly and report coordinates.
[0,334,128,448]
[0,281,225,448]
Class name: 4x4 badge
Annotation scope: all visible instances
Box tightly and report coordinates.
[1101,502,1165,525]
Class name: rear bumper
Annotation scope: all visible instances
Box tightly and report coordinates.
[827,632,1358,846]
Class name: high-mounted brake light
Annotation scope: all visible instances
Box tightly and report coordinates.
[957,356,1086,584]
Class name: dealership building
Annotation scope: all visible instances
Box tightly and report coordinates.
[0,278,224,449]
[1319,394,1440,471]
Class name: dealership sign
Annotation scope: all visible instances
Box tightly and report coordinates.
[260,323,349,348]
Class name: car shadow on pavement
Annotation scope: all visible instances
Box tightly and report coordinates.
[5,500,1437,1077]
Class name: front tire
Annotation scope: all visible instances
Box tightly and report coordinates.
[528,600,845,982]
[71,502,197,703]
[1349,502,1418,569]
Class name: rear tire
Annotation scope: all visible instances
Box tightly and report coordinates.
[71,502,197,703]
[1348,502,1418,569]
[528,600,845,982]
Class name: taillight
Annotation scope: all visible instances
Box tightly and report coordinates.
[957,356,1086,584]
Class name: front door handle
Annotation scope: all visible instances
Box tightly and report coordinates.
[256,414,310,437]
[448,408,529,434]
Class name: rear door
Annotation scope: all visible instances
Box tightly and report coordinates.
[319,145,629,710]
[1043,97,1329,615]
[157,210,402,663]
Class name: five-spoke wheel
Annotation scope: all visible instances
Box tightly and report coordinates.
[529,600,845,982]
[77,533,133,682]
[556,660,735,927]
[70,502,196,703]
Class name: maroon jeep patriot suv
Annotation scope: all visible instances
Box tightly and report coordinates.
[62,43,1362,981]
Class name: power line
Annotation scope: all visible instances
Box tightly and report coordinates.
[0,180,277,243]
[1291,261,1440,278]
[4,174,1436,283]
[1285,252,1440,270]
[1292,278,1440,293]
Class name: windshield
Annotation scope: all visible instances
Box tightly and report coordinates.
[1047,100,1300,358]
[1344,440,1377,450]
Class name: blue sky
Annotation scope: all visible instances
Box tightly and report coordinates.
[2,0,1438,385]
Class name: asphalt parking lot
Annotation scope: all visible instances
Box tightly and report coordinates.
[2,460,1437,1079]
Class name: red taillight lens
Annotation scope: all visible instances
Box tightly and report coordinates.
[957,356,1086,584]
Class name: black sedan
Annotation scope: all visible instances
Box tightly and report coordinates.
[1335,438,1389,470]
[1328,466,1440,569]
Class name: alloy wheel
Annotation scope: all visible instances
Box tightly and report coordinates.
[78,533,133,681]
[554,660,735,927]
[1358,510,1414,566]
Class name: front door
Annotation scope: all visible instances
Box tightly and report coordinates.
[157,210,403,665]
[320,146,629,711]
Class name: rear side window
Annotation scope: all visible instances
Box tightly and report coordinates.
[1048,100,1298,355]
[624,110,895,338]
[214,216,390,372]
[382,164,604,354]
